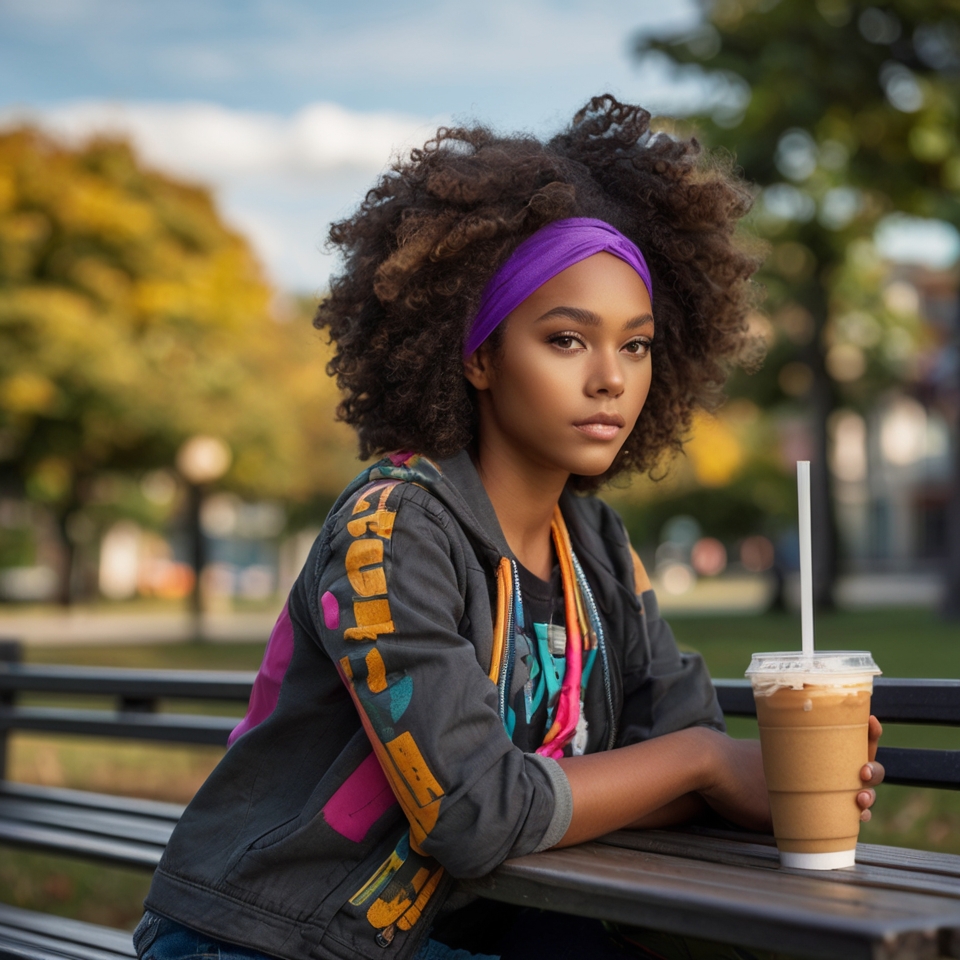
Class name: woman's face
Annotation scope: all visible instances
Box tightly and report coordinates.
[466,251,654,483]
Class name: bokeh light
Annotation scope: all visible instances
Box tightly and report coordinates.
[691,537,727,577]
[740,536,775,573]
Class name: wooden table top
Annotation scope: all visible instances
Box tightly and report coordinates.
[465,827,960,960]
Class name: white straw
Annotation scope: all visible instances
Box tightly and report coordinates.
[797,461,814,657]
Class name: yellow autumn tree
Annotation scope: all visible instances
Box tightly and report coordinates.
[0,128,355,601]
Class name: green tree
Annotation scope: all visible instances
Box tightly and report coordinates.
[638,0,960,612]
[0,129,354,603]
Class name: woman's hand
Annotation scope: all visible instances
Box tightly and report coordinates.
[857,716,885,822]
[697,733,772,833]
[700,717,884,832]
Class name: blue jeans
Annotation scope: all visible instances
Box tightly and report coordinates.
[133,911,497,960]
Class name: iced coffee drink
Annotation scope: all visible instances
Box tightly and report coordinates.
[745,651,881,870]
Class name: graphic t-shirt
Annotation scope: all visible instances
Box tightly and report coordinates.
[510,561,572,754]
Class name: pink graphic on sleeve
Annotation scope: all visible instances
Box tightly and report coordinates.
[228,603,295,746]
[322,752,397,842]
[321,590,339,630]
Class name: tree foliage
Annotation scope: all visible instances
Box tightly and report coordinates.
[0,128,355,600]
[638,0,960,607]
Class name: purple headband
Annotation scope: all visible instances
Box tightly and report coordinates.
[463,217,653,357]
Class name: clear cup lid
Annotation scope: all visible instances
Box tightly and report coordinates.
[745,650,881,677]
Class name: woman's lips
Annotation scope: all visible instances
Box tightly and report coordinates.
[573,413,625,440]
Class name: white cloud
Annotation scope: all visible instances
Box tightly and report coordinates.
[0,99,439,184]
[289,103,439,172]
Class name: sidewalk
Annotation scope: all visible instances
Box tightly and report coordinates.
[655,571,943,617]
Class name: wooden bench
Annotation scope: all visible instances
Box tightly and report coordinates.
[2,645,960,960]
[0,643,252,960]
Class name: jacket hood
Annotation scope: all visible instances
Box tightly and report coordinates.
[341,449,512,570]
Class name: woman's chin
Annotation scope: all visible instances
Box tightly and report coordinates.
[567,455,620,480]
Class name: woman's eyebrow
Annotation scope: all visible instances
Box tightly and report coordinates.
[535,306,655,330]
[535,306,601,326]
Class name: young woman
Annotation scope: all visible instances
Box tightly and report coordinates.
[134,96,882,960]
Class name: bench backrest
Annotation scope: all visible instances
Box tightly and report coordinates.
[0,648,255,776]
[714,678,960,790]
[1,650,957,790]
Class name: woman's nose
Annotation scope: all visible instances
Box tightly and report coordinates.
[586,349,625,397]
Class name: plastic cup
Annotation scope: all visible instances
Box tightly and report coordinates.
[745,651,881,870]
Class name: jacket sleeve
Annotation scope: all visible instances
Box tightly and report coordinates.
[616,547,726,746]
[313,483,570,878]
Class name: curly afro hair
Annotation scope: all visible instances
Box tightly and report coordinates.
[315,95,764,491]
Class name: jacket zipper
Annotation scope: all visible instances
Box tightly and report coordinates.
[497,560,517,723]
[572,552,617,750]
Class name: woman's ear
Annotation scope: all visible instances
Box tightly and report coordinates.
[463,348,493,390]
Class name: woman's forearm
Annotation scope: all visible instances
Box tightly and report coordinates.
[554,726,717,847]
[626,792,708,830]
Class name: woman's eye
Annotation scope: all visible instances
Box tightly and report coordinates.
[624,338,652,357]
[548,333,583,350]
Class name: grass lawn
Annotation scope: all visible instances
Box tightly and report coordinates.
[667,606,960,680]
[2,605,958,925]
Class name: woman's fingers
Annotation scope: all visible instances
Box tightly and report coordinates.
[857,718,884,822]
[867,715,883,762]
[860,760,885,787]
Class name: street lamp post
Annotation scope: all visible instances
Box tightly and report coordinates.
[176,436,232,640]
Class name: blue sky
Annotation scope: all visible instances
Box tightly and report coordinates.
[1,0,710,290]
[1,0,700,122]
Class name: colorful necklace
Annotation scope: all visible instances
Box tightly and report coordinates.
[488,506,602,758]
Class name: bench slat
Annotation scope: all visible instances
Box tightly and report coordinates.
[715,678,960,726]
[599,829,960,897]
[0,707,236,746]
[673,823,960,879]
[466,842,953,960]
[0,783,183,822]
[0,819,163,868]
[0,929,132,960]
[0,904,134,960]
[0,666,254,701]
[0,784,181,869]
[0,799,175,846]
[876,746,960,789]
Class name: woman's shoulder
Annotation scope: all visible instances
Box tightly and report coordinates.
[323,470,456,551]
[298,459,495,647]
[321,451,507,564]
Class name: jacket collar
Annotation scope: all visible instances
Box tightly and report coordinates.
[355,448,618,586]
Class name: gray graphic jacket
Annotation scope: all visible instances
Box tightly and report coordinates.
[143,450,724,960]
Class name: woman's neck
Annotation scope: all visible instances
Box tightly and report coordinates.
[473,442,568,581]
